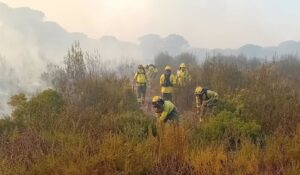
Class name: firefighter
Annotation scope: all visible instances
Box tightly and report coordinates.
[160,65,176,101]
[144,64,158,88]
[194,86,219,120]
[176,63,191,87]
[134,65,148,105]
[145,64,158,79]
[152,96,179,124]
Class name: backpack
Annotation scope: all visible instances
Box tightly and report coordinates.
[162,73,173,87]
[200,88,209,100]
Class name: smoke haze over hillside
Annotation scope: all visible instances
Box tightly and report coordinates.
[1,2,300,114]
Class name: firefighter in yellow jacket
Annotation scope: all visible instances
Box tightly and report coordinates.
[194,86,219,120]
[160,65,176,101]
[152,96,179,124]
[134,65,148,105]
[177,63,191,87]
[144,64,158,88]
[145,64,158,79]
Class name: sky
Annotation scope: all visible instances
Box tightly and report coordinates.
[1,0,300,49]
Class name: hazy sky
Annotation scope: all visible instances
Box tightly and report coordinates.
[2,0,300,48]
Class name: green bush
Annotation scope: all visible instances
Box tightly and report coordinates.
[11,89,64,131]
[190,111,261,149]
[116,112,152,141]
[0,117,16,134]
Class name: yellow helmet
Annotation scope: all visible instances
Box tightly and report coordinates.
[195,86,203,94]
[180,63,186,68]
[165,65,171,70]
[152,96,164,106]
[152,96,162,103]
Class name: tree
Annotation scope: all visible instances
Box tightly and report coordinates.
[64,41,86,81]
[174,52,197,68]
[154,52,175,69]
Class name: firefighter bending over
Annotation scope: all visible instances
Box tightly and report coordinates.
[194,86,218,120]
[152,96,179,124]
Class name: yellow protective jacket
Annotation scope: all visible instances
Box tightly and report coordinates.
[156,100,177,123]
[134,72,147,86]
[146,66,158,79]
[196,90,219,107]
[206,90,218,99]
[176,70,191,87]
[160,73,176,93]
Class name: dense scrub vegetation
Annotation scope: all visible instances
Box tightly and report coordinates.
[0,43,299,174]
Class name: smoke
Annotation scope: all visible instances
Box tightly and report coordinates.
[0,2,194,115]
[1,2,300,115]
[0,58,18,114]
[0,3,143,115]
[0,4,48,114]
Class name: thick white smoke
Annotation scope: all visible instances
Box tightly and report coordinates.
[0,3,143,115]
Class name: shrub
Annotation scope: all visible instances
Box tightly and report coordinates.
[1,44,300,174]
[11,89,64,131]
[0,117,17,134]
[241,64,300,134]
[190,111,261,149]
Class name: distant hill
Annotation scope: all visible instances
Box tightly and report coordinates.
[1,2,300,114]
[208,41,300,59]
[1,1,300,65]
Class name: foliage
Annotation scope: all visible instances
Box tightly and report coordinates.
[154,51,198,70]
[190,111,261,149]
[0,43,299,174]
[154,52,174,69]
[0,117,16,134]
[10,89,64,131]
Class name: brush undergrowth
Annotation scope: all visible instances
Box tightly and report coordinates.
[0,44,299,174]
